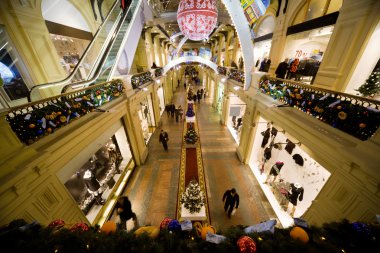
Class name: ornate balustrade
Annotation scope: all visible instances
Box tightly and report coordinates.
[5,79,125,145]
[259,77,380,141]
[217,66,245,84]
[131,71,153,89]
[228,69,245,84]
[154,67,163,78]
[217,66,227,76]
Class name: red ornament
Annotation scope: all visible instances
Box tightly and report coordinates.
[48,219,65,229]
[237,236,257,253]
[160,217,173,230]
[70,222,89,232]
[177,0,218,41]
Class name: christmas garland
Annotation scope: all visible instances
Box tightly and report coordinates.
[1,219,378,253]
[6,80,125,145]
[259,78,380,141]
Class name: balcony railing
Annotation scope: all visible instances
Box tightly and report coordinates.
[5,80,125,145]
[228,69,245,84]
[131,71,153,89]
[259,77,380,141]
[154,68,163,78]
[217,66,227,76]
[217,66,245,84]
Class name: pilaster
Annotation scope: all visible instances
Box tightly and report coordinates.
[314,0,380,91]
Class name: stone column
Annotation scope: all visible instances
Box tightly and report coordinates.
[314,0,380,91]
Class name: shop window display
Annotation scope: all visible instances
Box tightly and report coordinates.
[139,95,155,143]
[227,95,246,144]
[248,117,331,227]
[64,137,123,215]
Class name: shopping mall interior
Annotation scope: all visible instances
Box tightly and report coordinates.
[0,0,379,251]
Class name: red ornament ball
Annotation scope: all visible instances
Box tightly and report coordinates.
[177,0,218,41]
[48,219,65,229]
[160,217,173,230]
[237,236,257,253]
[70,222,89,232]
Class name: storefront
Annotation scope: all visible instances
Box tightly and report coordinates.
[139,94,156,143]
[216,81,224,114]
[253,39,272,71]
[282,24,334,83]
[248,116,331,227]
[253,15,275,72]
[226,94,246,144]
[157,86,165,116]
[59,123,134,226]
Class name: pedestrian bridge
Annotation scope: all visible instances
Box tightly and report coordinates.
[162,56,218,75]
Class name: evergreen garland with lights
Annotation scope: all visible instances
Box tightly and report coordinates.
[1,219,379,253]
[180,179,205,213]
[356,71,380,97]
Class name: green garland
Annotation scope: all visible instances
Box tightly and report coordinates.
[1,219,378,253]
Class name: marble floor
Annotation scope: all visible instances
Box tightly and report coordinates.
[119,85,277,232]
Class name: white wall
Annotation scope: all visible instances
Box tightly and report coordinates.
[42,0,90,32]
[345,20,380,95]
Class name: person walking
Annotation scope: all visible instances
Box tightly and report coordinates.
[222,188,239,218]
[275,58,289,79]
[115,196,137,230]
[159,129,169,151]
[170,103,175,118]
[178,105,183,121]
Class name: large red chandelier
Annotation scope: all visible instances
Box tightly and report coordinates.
[177,0,218,41]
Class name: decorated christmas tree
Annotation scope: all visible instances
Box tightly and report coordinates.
[356,71,380,97]
[181,179,205,213]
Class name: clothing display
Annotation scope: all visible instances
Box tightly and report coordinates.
[264,147,272,160]
[288,183,304,206]
[83,170,101,192]
[269,162,285,176]
[275,61,289,79]
[285,139,296,154]
[292,154,304,166]
[261,128,271,148]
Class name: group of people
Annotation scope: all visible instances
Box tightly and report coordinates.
[275,58,320,83]
[165,103,184,123]
[187,88,206,103]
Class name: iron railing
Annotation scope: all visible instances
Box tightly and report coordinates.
[6,80,125,145]
[259,77,380,141]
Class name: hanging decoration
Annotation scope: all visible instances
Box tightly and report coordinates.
[177,0,218,41]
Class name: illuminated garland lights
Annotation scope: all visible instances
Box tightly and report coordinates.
[259,79,380,141]
[131,72,153,89]
[6,80,125,145]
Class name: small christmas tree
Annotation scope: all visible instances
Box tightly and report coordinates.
[356,71,380,97]
[181,180,205,213]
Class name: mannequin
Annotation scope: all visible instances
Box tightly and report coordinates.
[265,162,285,183]
[287,183,304,216]
[83,169,105,205]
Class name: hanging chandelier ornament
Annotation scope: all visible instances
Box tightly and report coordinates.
[177,0,218,41]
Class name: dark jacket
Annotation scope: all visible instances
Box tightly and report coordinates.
[222,190,239,208]
[275,61,289,79]
[116,197,134,220]
[159,132,169,143]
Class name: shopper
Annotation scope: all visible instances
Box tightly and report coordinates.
[222,188,239,218]
[275,58,289,79]
[159,129,169,151]
[115,196,137,230]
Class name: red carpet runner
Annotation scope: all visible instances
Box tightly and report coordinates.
[176,102,210,224]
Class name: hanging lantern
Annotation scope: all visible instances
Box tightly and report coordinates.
[177,0,218,41]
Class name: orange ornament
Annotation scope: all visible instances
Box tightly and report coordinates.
[100,221,117,234]
[29,124,36,129]
[290,226,309,243]
[359,123,366,128]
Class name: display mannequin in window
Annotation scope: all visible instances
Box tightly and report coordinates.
[83,169,105,205]
[287,183,304,217]
[264,162,284,184]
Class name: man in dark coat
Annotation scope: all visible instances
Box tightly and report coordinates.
[159,129,169,151]
[116,196,136,230]
[275,58,289,79]
[222,188,239,218]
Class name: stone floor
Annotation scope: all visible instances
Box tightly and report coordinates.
[119,85,276,232]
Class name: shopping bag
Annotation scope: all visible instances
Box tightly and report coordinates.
[180,220,193,231]
[231,209,237,216]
